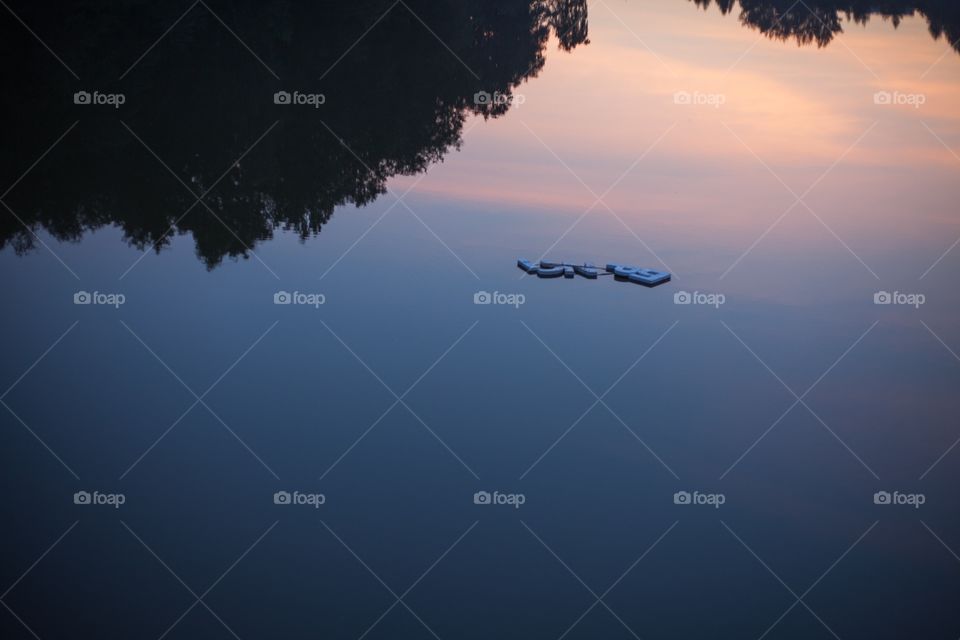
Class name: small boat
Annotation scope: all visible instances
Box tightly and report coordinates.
[520,258,671,286]
[517,259,539,274]
[573,263,598,279]
[537,265,565,278]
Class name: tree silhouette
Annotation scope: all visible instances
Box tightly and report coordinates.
[691,0,960,52]
[3,0,956,269]
[0,0,589,268]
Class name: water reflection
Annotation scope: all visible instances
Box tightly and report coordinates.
[2,0,958,269]
[691,0,960,53]
[0,0,588,268]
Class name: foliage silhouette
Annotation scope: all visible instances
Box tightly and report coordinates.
[691,0,960,52]
[0,0,588,268]
[2,0,956,268]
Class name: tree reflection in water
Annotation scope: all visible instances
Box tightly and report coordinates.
[2,0,957,268]
[0,0,589,268]
[691,0,959,52]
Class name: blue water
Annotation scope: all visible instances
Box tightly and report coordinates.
[3,0,960,638]
[4,190,960,637]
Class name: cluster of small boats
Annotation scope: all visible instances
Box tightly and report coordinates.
[517,259,671,286]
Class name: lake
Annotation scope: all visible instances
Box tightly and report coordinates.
[2,1,959,638]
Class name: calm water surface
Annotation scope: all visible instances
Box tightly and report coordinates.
[2,1,959,638]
